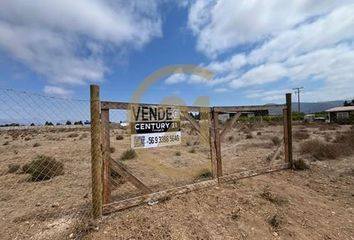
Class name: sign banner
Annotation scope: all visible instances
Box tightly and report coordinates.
[130,105,181,149]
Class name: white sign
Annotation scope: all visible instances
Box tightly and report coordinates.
[130,105,181,149]
[131,131,181,149]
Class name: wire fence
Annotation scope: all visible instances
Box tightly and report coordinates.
[0,88,94,239]
[108,109,213,203]
[0,87,292,239]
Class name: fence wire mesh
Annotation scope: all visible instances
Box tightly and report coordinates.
[0,87,291,239]
[0,88,93,240]
[108,109,212,203]
[218,107,287,176]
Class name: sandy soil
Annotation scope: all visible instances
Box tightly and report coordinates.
[0,123,353,239]
[85,157,354,240]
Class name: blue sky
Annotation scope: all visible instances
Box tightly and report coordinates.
[1,0,354,107]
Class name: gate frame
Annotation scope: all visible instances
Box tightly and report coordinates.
[90,85,292,218]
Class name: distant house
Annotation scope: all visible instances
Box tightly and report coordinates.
[325,106,354,123]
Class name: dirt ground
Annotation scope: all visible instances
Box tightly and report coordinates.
[86,157,354,240]
[0,123,353,239]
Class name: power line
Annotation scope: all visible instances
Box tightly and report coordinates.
[292,87,304,113]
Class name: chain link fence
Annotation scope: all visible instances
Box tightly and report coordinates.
[0,87,292,239]
[108,109,212,203]
[0,88,93,239]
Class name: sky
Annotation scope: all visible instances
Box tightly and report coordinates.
[1,0,354,107]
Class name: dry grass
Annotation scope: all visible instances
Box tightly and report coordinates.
[300,128,354,160]
[120,149,137,160]
[318,124,339,131]
[116,135,124,140]
[188,148,196,153]
[110,147,116,153]
[260,187,288,205]
[293,159,310,170]
[68,133,79,138]
[22,155,64,181]
[194,168,212,180]
[271,136,281,146]
[8,163,21,174]
[246,134,253,139]
[293,130,310,141]
[300,139,340,160]
[268,213,283,229]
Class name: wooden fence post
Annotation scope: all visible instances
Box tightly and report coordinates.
[212,109,222,178]
[285,93,293,168]
[90,85,103,219]
[209,110,217,178]
[101,109,111,204]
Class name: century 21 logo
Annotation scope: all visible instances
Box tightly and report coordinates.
[129,65,214,143]
[130,64,213,110]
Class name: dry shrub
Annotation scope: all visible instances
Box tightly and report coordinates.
[80,133,88,139]
[293,130,310,141]
[189,148,196,153]
[319,124,339,131]
[271,136,281,146]
[68,133,79,138]
[268,213,283,229]
[110,147,116,153]
[193,140,200,146]
[301,129,354,160]
[33,143,41,147]
[227,135,234,142]
[120,149,136,160]
[22,155,64,181]
[195,168,212,180]
[24,137,31,141]
[293,159,309,170]
[260,187,288,205]
[116,135,124,140]
[246,134,253,139]
[3,141,10,146]
[300,139,340,160]
[175,151,181,156]
[8,163,21,173]
[257,132,262,136]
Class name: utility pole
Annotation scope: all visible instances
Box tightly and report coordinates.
[293,87,304,113]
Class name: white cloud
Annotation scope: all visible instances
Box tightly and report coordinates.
[214,87,229,93]
[165,73,209,85]
[245,89,290,102]
[165,73,188,84]
[230,63,287,89]
[0,0,161,90]
[188,0,352,56]
[44,86,73,97]
[184,1,354,102]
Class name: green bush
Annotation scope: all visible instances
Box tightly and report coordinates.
[22,155,64,181]
[120,149,137,160]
